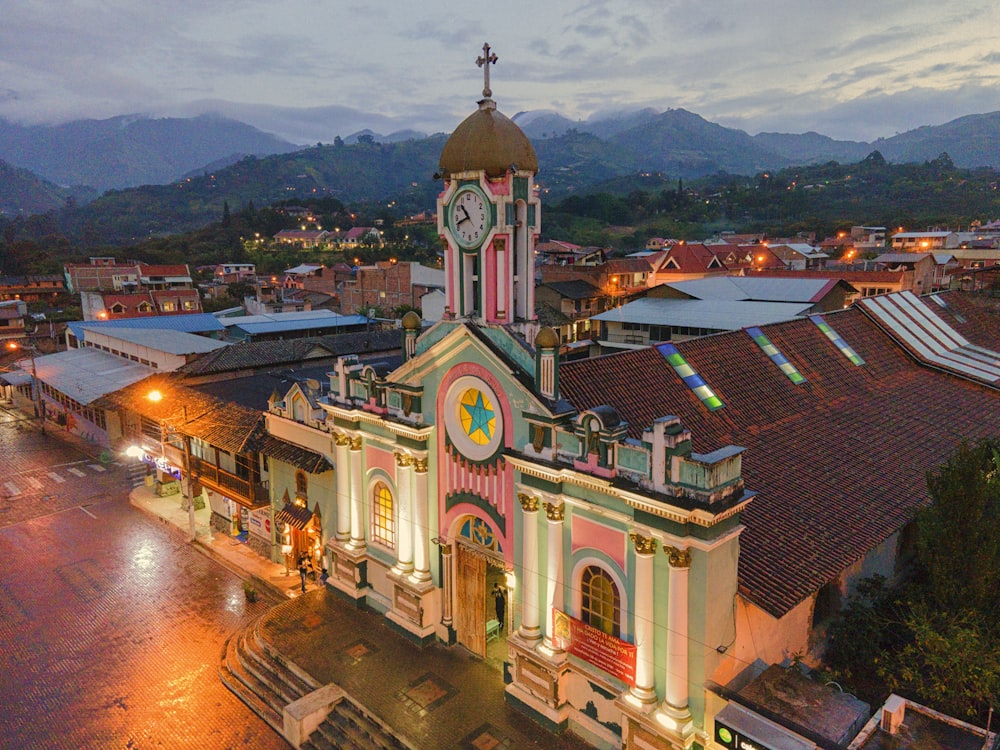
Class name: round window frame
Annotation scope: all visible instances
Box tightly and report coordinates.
[444,375,503,462]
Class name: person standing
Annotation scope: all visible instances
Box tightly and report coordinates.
[492,582,506,629]
[297,554,308,593]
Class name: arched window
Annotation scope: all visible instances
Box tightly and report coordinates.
[370,482,395,549]
[295,470,308,499]
[581,565,620,637]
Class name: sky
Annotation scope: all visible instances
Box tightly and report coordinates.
[3,0,1000,145]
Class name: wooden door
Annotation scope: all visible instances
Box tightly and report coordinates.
[455,544,486,656]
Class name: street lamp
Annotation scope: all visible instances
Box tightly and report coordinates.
[148,390,197,542]
[6,339,45,435]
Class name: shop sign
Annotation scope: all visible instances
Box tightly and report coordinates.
[715,718,775,750]
[552,610,636,685]
[248,507,273,540]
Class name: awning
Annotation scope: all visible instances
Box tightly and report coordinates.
[0,370,33,386]
[275,502,314,530]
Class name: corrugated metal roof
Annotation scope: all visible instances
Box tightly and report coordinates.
[593,298,811,330]
[30,349,155,405]
[68,313,225,342]
[80,326,230,355]
[665,276,835,303]
[225,311,369,335]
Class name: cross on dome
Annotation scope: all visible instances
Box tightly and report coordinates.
[476,42,498,99]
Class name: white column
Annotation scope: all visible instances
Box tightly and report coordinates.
[518,493,542,641]
[348,436,365,550]
[394,452,414,574]
[334,434,351,541]
[542,500,565,653]
[664,546,691,710]
[629,532,658,704]
[411,457,431,582]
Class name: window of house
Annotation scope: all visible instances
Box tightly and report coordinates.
[110,303,126,314]
[581,565,620,637]
[295,470,308,499]
[161,301,176,312]
[137,302,153,312]
[371,482,395,549]
[182,299,196,310]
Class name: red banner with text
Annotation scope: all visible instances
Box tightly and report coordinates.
[553,610,636,685]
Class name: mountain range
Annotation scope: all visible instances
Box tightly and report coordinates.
[2,108,1000,230]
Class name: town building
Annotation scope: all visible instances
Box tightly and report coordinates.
[889,230,958,251]
[338,261,444,316]
[243,59,1000,750]
[0,274,67,303]
[64,258,194,294]
[273,229,330,247]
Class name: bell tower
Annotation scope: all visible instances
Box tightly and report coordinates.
[437,43,541,328]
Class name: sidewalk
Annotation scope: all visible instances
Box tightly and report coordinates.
[129,484,315,601]
[129,485,594,749]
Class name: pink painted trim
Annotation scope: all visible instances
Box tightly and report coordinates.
[366,445,396,480]
[572,516,627,572]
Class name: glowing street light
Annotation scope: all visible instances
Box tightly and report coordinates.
[148,390,196,541]
[6,339,44,435]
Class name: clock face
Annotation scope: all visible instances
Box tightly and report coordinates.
[450,186,491,249]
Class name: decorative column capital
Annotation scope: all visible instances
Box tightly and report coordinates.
[629,532,657,556]
[413,456,428,473]
[433,539,452,554]
[664,545,692,568]
[334,432,352,447]
[543,501,565,522]
[517,492,539,513]
[350,436,363,451]
[394,451,413,467]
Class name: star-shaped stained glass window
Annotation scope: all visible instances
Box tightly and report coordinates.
[460,388,495,446]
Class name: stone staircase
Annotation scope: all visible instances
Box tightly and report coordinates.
[219,619,409,750]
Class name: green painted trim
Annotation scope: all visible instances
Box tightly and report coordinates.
[519,473,562,495]
[396,434,427,451]
[445,491,506,533]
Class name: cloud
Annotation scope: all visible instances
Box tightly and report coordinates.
[1,0,1000,142]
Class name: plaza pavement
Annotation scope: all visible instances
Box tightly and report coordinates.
[130,485,595,749]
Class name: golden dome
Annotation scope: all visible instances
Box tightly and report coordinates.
[401,310,422,330]
[439,102,538,178]
[535,326,559,349]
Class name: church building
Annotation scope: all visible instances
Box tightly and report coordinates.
[262,45,1000,750]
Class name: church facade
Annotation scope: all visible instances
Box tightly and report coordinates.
[264,47,752,749]
[261,46,1000,750]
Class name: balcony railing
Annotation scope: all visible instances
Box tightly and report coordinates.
[189,456,269,508]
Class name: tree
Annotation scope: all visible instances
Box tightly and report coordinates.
[221,200,231,228]
[884,605,1000,720]
[916,437,1000,614]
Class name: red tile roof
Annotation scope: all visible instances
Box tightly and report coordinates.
[559,291,1000,617]
[653,243,728,274]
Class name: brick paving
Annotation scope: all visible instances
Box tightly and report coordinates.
[0,407,288,750]
[257,592,594,749]
[0,405,595,749]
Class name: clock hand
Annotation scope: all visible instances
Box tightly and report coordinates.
[456,206,472,225]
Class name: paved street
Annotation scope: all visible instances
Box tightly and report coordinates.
[0,406,288,750]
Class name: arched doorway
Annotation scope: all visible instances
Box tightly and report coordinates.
[453,515,507,662]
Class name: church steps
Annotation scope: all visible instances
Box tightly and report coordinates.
[218,630,284,732]
[235,628,310,705]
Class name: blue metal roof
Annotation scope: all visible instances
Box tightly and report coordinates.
[67,313,226,342]
[229,314,369,335]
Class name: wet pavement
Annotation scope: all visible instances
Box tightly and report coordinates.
[0,405,288,750]
[0,404,595,750]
